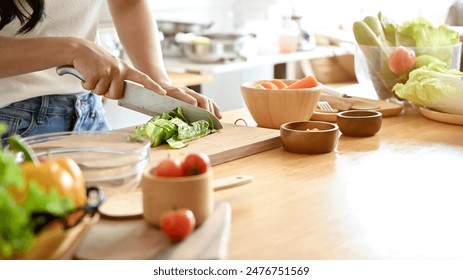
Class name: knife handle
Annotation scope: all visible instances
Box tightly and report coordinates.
[56,65,85,82]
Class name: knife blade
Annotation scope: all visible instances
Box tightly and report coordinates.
[56,65,223,129]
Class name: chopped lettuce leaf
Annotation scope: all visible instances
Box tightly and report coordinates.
[166,138,188,149]
[134,107,217,149]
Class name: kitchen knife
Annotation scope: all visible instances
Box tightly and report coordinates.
[56,65,223,129]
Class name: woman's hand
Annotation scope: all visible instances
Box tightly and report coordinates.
[70,38,166,99]
[69,38,221,119]
[163,86,222,119]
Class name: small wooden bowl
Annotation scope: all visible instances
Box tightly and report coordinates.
[280,121,339,154]
[240,80,322,129]
[337,110,382,137]
[140,167,214,227]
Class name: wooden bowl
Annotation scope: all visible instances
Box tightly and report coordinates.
[280,121,339,154]
[240,80,322,129]
[336,110,382,137]
[141,167,214,227]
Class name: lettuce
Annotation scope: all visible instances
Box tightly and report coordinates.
[390,16,463,112]
[0,123,74,258]
[393,63,463,115]
[397,17,460,48]
[396,17,460,66]
[134,107,217,149]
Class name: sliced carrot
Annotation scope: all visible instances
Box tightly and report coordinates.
[286,75,319,89]
[269,79,287,89]
[258,81,279,90]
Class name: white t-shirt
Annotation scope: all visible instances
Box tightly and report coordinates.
[0,0,105,107]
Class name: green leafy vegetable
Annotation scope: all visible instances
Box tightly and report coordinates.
[397,17,460,48]
[393,63,463,115]
[378,12,397,47]
[355,13,460,49]
[353,12,461,100]
[0,123,74,258]
[134,107,217,149]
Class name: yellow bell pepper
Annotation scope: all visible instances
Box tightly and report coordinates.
[21,157,87,208]
[7,135,87,208]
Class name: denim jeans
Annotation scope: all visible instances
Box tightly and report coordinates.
[0,91,111,147]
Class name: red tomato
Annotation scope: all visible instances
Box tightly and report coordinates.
[153,158,183,177]
[181,152,211,176]
[160,209,196,241]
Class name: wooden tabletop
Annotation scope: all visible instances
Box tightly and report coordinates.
[213,105,463,259]
[168,71,213,87]
[83,98,463,260]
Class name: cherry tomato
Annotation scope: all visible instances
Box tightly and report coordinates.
[160,208,196,242]
[153,158,183,177]
[181,152,211,176]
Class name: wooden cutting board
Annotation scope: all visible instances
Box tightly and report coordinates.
[75,201,231,260]
[123,122,282,166]
[74,124,277,259]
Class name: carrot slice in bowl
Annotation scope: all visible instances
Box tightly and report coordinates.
[287,75,319,89]
[257,81,279,90]
[269,79,287,89]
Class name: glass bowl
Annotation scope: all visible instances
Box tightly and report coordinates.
[18,131,151,196]
[355,43,462,101]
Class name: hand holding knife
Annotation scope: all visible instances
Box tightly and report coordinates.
[56,65,223,129]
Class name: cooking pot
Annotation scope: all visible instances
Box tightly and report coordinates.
[158,20,213,57]
[157,20,213,37]
[180,32,255,63]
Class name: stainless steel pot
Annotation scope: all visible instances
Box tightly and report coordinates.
[158,20,213,57]
[180,32,255,63]
[160,36,183,57]
[157,20,213,37]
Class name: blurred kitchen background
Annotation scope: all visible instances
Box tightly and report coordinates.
[99,0,458,128]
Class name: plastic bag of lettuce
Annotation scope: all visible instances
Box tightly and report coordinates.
[134,107,217,149]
